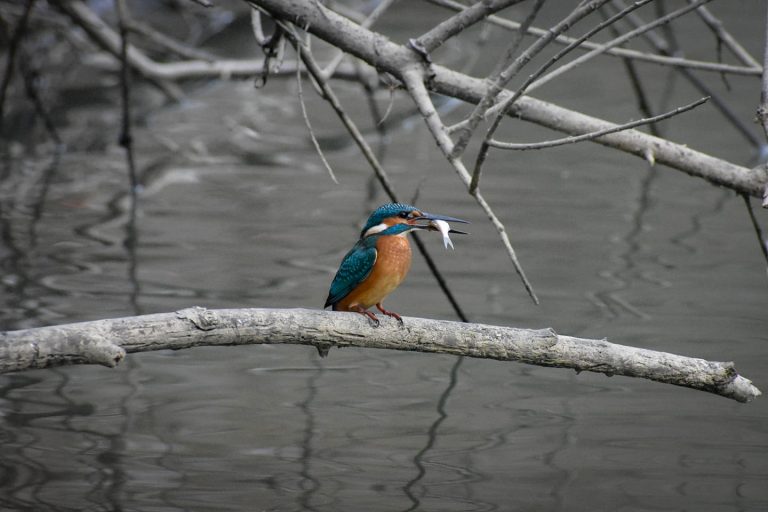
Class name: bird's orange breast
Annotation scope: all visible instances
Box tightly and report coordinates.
[335,235,412,310]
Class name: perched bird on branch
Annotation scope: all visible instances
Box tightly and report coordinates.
[324,203,467,326]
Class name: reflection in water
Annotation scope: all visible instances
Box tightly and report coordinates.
[0,365,139,511]
[126,181,142,316]
[0,150,60,328]
[590,163,657,322]
[670,190,729,255]
[402,356,463,512]
[298,352,323,512]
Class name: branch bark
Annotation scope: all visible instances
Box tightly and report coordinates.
[248,0,768,199]
[0,307,760,403]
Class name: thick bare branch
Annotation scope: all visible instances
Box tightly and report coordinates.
[0,307,760,403]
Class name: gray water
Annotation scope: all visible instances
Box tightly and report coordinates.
[1,2,768,511]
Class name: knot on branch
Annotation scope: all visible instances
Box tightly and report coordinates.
[406,39,436,84]
[87,342,126,368]
[177,306,219,331]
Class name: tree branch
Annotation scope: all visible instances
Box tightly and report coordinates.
[693,3,761,69]
[526,0,715,92]
[428,0,762,77]
[488,96,708,151]
[0,307,760,403]
[57,0,182,99]
[249,0,767,198]
[401,67,539,304]
[611,0,763,150]
[467,0,652,190]
[414,0,525,55]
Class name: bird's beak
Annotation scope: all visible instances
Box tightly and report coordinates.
[413,212,470,234]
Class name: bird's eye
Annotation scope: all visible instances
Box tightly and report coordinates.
[398,211,409,218]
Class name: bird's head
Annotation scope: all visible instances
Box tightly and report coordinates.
[360,203,468,238]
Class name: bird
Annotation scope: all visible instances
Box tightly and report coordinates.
[324,203,468,326]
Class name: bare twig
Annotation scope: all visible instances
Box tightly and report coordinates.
[759,3,768,207]
[467,0,652,192]
[527,0,714,92]
[601,6,660,137]
[758,3,768,142]
[295,43,339,184]
[401,68,539,304]
[453,0,606,160]
[693,3,761,69]
[414,0,525,55]
[488,96,709,151]
[743,195,768,268]
[429,0,761,77]
[450,0,547,159]
[612,1,763,149]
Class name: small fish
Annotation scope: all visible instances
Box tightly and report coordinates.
[431,219,454,250]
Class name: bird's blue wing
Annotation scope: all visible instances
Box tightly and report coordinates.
[324,239,377,308]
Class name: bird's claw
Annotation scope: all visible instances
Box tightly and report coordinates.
[376,304,403,326]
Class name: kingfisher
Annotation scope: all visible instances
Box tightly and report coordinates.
[324,203,468,326]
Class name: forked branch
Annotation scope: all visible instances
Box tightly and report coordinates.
[401,67,539,304]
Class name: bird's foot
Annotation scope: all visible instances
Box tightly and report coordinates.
[376,303,404,326]
[351,305,380,327]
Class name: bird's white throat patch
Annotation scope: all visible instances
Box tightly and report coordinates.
[363,223,389,238]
